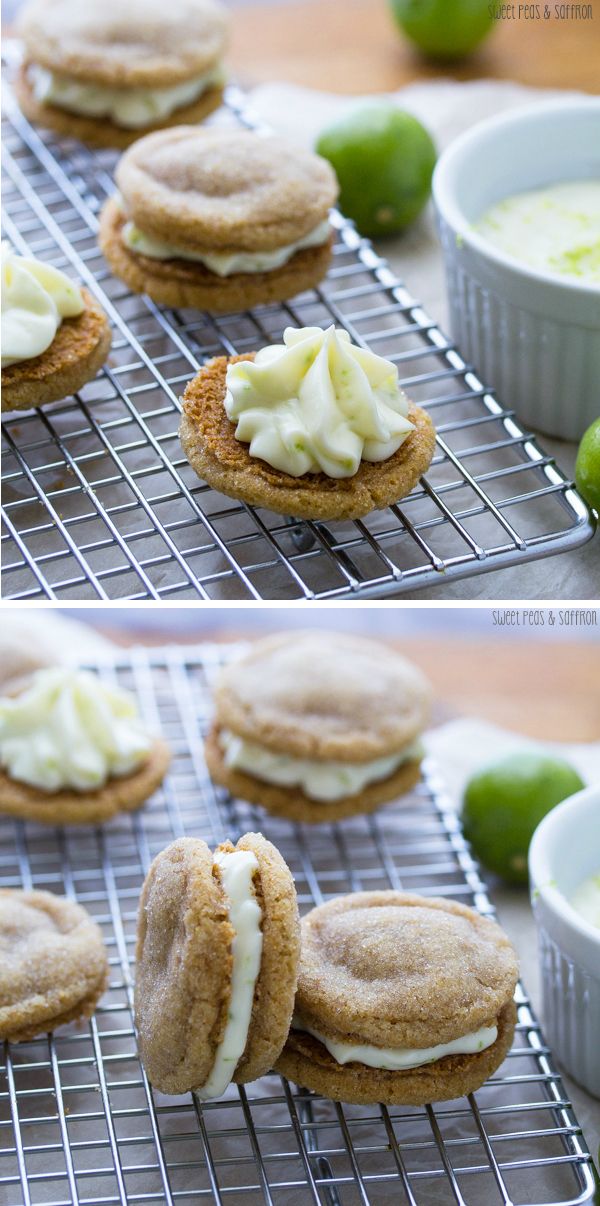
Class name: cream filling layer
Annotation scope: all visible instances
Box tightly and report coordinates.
[121,216,331,277]
[292,1018,498,1071]
[224,325,415,478]
[1,241,84,367]
[196,849,263,1101]
[220,729,422,803]
[0,666,152,792]
[28,62,225,130]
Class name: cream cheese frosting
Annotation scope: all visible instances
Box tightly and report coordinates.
[224,326,415,478]
[293,1018,498,1071]
[0,667,152,792]
[1,242,84,367]
[121,215,331,276]
[220,729,422,803]
[196,849,263,1100]
[28,62,225,130]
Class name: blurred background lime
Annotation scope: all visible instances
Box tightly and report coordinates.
[462,752,585,884]
[389,0,497,60]
[316,102,436,238]
[575,417,600,515]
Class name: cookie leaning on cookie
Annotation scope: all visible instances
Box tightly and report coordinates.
[0,889,108,1042]
[1,244,111,412]
[99,127,338,311]
[135,833,300,1096]
[205,631,431,823]
[275,892,519,1105]
[0,666,170,825]
[16,0,229,148]
[180,326,436,520]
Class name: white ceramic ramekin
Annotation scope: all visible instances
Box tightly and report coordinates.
[528,784,600,1097]
[433,99,600,441]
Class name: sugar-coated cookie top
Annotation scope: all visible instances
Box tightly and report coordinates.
[0,888,108,1035]
[19,0,229,87]
[116,128,338,253]
[214,631,432,761]
[295,893,519,1050]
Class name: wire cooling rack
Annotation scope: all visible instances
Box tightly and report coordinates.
[0,643,596,1206]
[1,48,595,600]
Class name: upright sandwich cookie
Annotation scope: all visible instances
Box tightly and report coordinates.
[180,325,436,519]
[0,889,108,1042]
[1,244,111,412]
[276,892,519,1105]
[205,631,431,823]
[99,128,338,312]
[135,833,300,1097]
[16,0,229,148]
[0,666,170,825]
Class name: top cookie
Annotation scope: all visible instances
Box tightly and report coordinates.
[115,128,339,252]
[18,0,229,87]
[214,631,432,761]
[295,892,519,1049]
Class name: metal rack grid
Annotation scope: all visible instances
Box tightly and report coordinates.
[0,643,596,1206]
[1,52,595,599]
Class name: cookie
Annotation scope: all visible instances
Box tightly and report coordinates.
[17,0,228,146]
[1,287,111,412]
[0,888,108,1042]
[179,353,436,520]
[135,832,300,1096]
[0,666,171,824]
[15,68,224,151]
[275,892,519,1105]
[205,631,431,823]
[0,738,171,825]
[98,127,338,310]
[99,199,334,312]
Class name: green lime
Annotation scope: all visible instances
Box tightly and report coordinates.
[316,102,436,238]
[462,752,585,885]
[389,0,496,60]
[575,416,600,514]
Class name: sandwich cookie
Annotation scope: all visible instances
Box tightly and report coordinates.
[0,666,171,825]
[204,631,431,824]
[99,127,338,312]
[1,244,111,412]
[0,888,108,1042]
[276,892,519,1105]
[135,832,300,1096]
[16,0,229,148]
[180,326,436,520]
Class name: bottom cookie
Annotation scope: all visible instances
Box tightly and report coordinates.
[1,287,111,412]
[15,65,225,150]
[0,737,171,824]
[204,724,423,823]
[180,354,436,520]
[275,1000,517,1105]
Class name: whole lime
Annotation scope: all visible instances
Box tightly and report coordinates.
[316,103,436,238]
[462,752,585,884]
[575,416,600,514]
[389,0,496,60]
